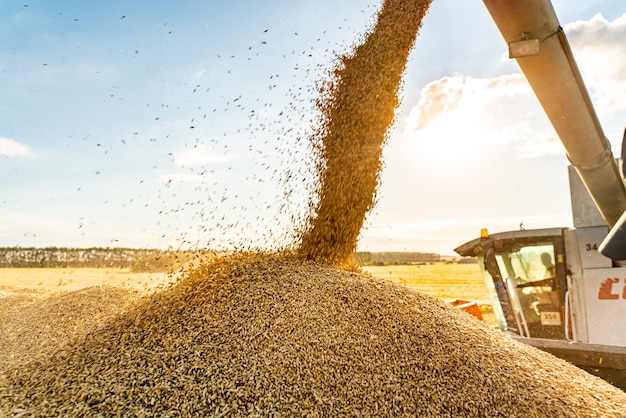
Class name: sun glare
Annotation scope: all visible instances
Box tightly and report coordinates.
[404,103,489,167]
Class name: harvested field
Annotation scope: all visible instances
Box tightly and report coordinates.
[0,267,173,292]
[363,263,491,303]
[1,253,625,417]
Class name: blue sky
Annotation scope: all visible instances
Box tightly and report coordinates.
[1,1,625,254]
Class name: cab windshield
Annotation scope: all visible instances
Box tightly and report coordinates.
[480,242,565,340]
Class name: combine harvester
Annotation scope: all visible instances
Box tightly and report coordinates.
[454,0,626,389]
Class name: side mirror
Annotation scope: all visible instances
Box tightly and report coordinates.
[599,209,626,260]
[621,127,626,180]
[602,128,626,260]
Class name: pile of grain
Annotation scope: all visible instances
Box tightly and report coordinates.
[1,253,625,416]
[298,0,432,265]
[0,286,141,371]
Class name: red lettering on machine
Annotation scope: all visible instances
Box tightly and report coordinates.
[598,278,626,300]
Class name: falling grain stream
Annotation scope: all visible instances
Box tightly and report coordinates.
[298,0,430,265]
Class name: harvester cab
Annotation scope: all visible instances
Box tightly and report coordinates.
[454,0,626,389]
[456,228,568,341]
[455,219,626,389]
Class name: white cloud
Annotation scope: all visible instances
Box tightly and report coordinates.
[406,73,529,131]
[566,13,626,53]
[565,13,626,119]
[172,143,230,168]
[193,69,208,78]
[401,13,626,161]
[402,73,563,160]
[0,136,32,157]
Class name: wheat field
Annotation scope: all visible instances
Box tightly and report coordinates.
[0,263,490,313]
[362,263,489,302]
[0,267,173,294]
[0,263,485,301]
[0,262,493,325]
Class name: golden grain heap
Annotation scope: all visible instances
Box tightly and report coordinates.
[298,0,431,265]
[1,253,626,417]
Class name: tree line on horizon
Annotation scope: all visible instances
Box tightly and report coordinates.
[0,247,445,268]
[355,252,441,265]
[0,247,189,270]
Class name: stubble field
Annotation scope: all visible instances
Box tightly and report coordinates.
[362,263,489,302]
[0,267,173,294]
[0,262,494,325]
[0,263,486,300]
